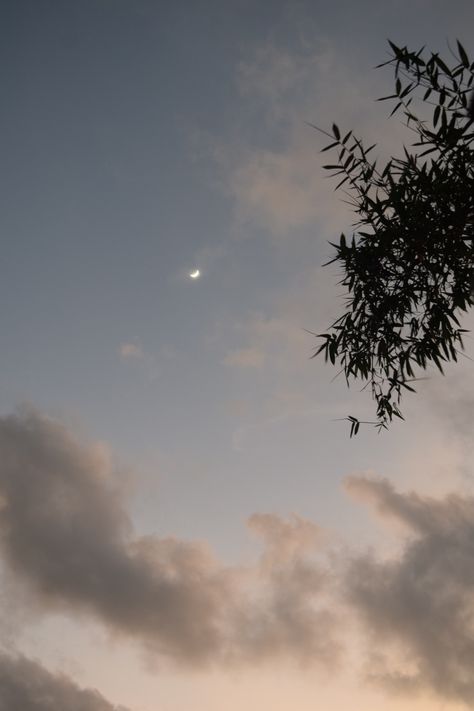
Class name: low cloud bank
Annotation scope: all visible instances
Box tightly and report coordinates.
[0,411,339,669]
[0,652,128,711]
[4,410,474,706]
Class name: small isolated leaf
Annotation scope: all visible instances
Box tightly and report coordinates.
[332,123,341,139]
[457,41,469,67]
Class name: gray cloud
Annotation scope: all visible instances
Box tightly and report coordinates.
[231,513,339,667]
[9,410,474,701]
[0,410,339,669]
[0,410,232,665]
[344,475,474,705]
[0,652,128,711]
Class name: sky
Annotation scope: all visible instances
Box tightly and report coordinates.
[2,1,474,709]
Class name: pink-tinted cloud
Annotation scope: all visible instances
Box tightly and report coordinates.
[223,347,265,368]
[0,410,340,670]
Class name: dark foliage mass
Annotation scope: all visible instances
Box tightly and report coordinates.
[316,41,474,434]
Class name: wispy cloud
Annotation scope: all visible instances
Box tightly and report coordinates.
[223,310,311,375]
[209,37,411,243]
[215,41,387,239]
[223,347,265,368]
[118,342,161,380]
[119,343,144,360]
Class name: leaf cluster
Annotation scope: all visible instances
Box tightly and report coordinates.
[316,41,474,433]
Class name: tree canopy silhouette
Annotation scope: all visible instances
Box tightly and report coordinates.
[315,41,474,435]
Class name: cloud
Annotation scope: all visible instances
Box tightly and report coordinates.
[224,310,310,375]
[7,411,474,701]
[237,44,317,112]
[218,41,388,238]
[119,342,160,380]
[228,139,334,234]
[210,37,413,242]
[248,513,325,566]
[0,410,230,666]
[0,410,340,670]
[119,343,143,360]
[0,652,128,711]
[223,347,265,368]
[231,513,340,668]
[344,475,474,705]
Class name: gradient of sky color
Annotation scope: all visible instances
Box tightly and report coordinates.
[2,2,474,710]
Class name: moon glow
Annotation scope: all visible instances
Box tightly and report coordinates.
[189,269,200,279]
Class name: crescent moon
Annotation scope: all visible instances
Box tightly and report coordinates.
[189,269,200,279]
